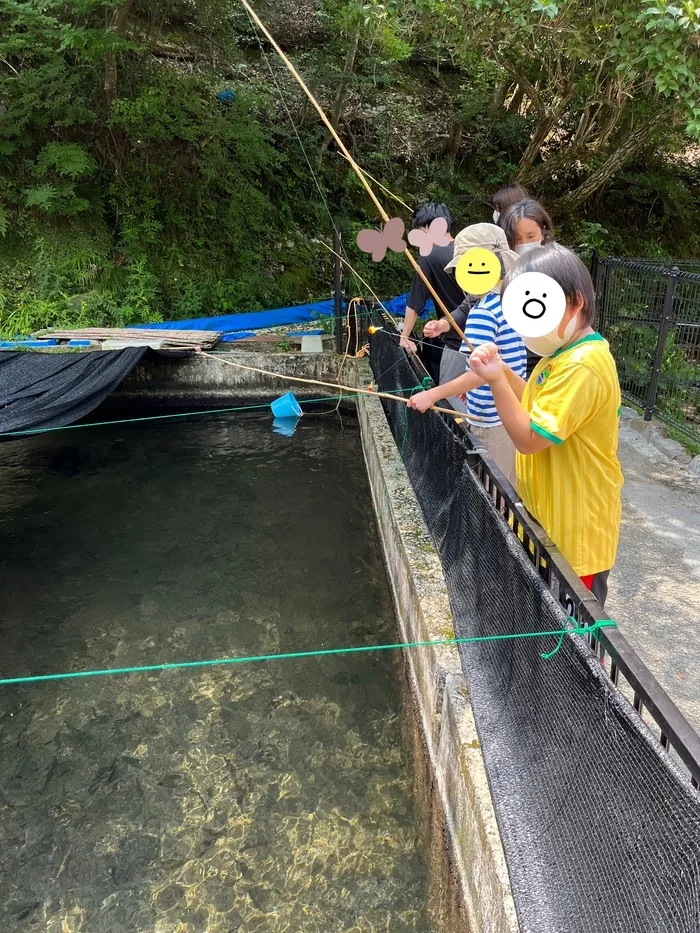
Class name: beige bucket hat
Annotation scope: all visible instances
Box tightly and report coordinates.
[444,222,519,276]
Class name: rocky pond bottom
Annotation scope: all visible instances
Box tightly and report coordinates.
[0,410,432,933]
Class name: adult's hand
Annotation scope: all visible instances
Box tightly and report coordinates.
[423,319,450,339]
[399,335,417,353]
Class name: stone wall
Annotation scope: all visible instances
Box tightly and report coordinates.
[112,349,350,405]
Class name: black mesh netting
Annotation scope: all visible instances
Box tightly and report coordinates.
[0,348,146,434]
[369,317,700,933]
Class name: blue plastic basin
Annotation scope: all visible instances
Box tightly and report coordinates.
[271,392,303,419]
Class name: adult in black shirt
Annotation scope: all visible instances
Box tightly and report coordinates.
[400,204,465,383]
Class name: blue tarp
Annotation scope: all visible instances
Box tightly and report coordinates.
[135,294,432,336]
[383,294,434,318]
[136,298,338,335]
[1,296,429,351]
[0,339,92,349]
[219,332,258,343]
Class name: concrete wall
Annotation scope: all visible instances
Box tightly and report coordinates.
[352,362,519,933]
[114,349,351,404]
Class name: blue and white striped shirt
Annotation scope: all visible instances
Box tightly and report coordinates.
[459,291,527,427]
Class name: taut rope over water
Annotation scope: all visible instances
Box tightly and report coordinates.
[0,620,618,686]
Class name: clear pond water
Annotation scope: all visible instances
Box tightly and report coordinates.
[0,410,432,933]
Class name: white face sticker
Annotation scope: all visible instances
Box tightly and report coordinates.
[501,271,567,338]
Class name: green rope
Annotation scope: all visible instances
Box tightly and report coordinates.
[400,376,431,456]
[541,632,568,661]
[0,387,418,439]
[0,620,616,687]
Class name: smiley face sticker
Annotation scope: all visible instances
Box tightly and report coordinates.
[501,271,567,338]
[455,248,502,296]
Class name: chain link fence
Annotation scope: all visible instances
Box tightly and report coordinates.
[594,256,700,445]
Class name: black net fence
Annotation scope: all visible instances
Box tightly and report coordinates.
[369,310,700,933]
[622,258,700,274]
[595,259,700,444]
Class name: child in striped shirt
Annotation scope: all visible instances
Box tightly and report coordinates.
[408,226,526,487]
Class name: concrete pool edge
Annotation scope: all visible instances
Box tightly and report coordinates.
[113,348,350,403]
[353,365,519,933]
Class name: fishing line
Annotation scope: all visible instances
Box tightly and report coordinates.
[314,240,438,389]
[200,352,476,419]
[334,151,414,214]
[246,11,339,241]
[237,0,471,350]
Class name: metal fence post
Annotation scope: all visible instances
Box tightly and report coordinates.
[333,228,343,354]
[644,268,678,422]
[595,259,607,336]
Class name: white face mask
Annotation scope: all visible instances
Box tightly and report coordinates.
[523,314,578,357]
[516,241,542,255]
[492,210,500,223]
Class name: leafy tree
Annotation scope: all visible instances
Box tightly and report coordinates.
[415,0,700,208]
[1,0,700,333]
[317,1,414,150]
[0,0,317,322]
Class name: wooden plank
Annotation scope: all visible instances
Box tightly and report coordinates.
[36,327,223,349]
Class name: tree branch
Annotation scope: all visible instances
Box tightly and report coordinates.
[320,31,359,152]
[556,112,666,211]
[104,0,134,110]
[515,85,574,179]
[490,49,544,118]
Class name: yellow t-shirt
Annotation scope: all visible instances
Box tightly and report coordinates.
[515,333,623,577]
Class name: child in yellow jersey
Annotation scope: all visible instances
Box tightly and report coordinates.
[468,244,623,607]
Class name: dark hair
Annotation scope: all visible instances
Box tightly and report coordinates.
[491,184,529,212]
[504,243,597,327]
[499,198,554,249]
[412,202,452,231]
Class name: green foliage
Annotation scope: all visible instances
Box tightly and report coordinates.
[327,0,414,59]
[575,223,612,261]
[638,0,700,135]
[607,322,700,425]
[0,0,699,335]
[34,142,97,180]
[24,182,90,215]
[0,285,159,340]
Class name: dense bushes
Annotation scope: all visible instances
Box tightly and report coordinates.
[0,0,699,335]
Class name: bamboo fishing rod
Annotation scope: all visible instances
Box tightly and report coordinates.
[201,351,478,421]
[238,0,472,352]
[336,151,414,214]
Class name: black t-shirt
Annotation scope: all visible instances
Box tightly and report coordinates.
[406,242,466,349]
